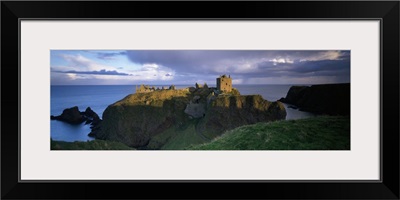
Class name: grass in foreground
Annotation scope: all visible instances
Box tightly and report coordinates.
[147,120,207,150]
[188,116,350,150]
[51,116,350,150]
[51,139,134,150]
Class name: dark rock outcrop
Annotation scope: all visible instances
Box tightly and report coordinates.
[51,106,86,124]
[84,107,101,125]
[51,106,102,127]
[84,107,102,137]
[279,83,350,115]
[94,88,286,148]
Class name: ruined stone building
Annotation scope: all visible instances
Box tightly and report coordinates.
[136,84,176,93]
[216,74,232,92]
[136,84,155,93]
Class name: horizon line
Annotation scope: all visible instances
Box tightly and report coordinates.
[51,82,350,86]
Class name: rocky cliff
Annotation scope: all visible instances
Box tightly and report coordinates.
[197,95,286,139]
[279,83,350,115]
[92,89,190,148]
[92,88,287,149]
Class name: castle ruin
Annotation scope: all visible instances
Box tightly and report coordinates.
[216,74,232,92]
[136,85,154,93]
[136,84,176,93]
[135,74,233,94]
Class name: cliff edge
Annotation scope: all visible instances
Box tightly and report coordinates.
[279,83,350,115]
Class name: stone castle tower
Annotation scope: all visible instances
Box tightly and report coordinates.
[216,74,232,92]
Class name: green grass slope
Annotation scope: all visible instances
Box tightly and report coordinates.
[147,121,207,150]
[51,139,134,150]
[188,116,350,150]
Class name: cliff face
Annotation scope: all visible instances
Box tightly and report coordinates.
[94,90,190,147]
[94,88,286,149]
[279,83,350,115]
[197,95,286,138]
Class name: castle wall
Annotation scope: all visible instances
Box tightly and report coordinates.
[136,89,152,93]
[136,84,175,93]
[217,77,232,92]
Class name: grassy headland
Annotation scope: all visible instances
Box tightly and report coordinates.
[188,116,350,150]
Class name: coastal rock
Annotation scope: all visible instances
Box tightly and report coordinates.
[51,106,102,129]
[279,83,350,115]
[51,106,86,124]
[84,107,103,137]
[84,107,101,125]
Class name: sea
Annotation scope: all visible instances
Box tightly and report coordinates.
[51,85,316,142]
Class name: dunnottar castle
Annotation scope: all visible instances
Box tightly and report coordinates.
[216,74,232,92]
[136,74,233,94]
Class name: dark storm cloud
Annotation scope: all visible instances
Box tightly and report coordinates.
[258,58,348,82]
[126,50,349,73]
[127,50,268,73]
[256,59,350,76]
[299,59,348,71]
[53,69,132,76]
[125,50,350,84]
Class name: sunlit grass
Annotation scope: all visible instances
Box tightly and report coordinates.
[188,116,350,150]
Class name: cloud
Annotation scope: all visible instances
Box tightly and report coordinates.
[125,50,350,85]
[96,51,127,60]
[217,60,350,85]
[59,54,117,71]
[126,50,265,74]
[51,72,134,85]
[51,51,178,85]
[255,59,350,76]
[126,50,349,75]
[51,72,92,85]
[299,51,344,62]
[269,58,294,64]
[52,50,350,85]
[53,69,132,76]
[60,54,93,68]
[141,64,159,71]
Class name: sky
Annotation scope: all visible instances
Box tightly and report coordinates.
[50,50,350,85]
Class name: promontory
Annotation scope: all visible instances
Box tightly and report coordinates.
[89,75,287,149]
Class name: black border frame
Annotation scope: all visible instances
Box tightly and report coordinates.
[2,1,399,199]
[17,18,379,184]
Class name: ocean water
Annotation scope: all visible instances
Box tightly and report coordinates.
[51,85,315,142]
